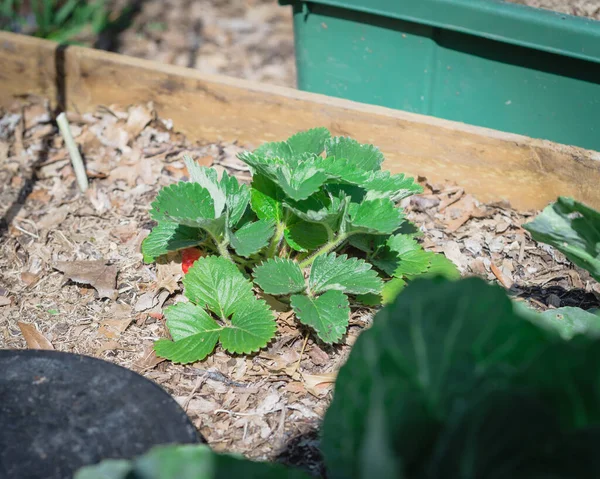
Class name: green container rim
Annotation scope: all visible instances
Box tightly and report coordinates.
[280,0,600,64]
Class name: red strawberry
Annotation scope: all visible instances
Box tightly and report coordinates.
[181,247,203,274]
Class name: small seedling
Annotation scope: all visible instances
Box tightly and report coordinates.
[142,127,458,363]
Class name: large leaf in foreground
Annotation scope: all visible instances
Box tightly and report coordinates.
[523,196,600,281]
[422,392,562,479]
[253,257,306,295]
[291,290,350,344]
[75,444,312,479]
[322,277,551,479]
[141,222,203,263]
[309,252,383,295]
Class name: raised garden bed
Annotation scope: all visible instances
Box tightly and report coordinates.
[1,32,600,475]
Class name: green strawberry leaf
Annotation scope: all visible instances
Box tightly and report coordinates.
[362,171,423,201]
[348,233,388,254]
[241,153,328,202]
[249,127,331,163]
[141,222,204,263]
[354,293,382,307]
[184,157,249,227]
[286,127,331,157]
[154,302,221,363]
[150,181,214,224]
[157,260,277,362]
[220,298,276,354]
[313,156,368,184]
[325,136,384,171]
[253,257,306,295]
[406,253,461,281]
[220,171,250,227]
[291,290,350,344]
[184,156,226,217]
[284,191,347,229]
[230,219,275,258]
[381,277,407,304]
[238,151,286,178]
[275,160,329,201]
[150,182,226,238]
[250,174,286,223]
[254,141,293,161]
[284,220,328,252]
[388,235,433,277]
[183,256,255,318]
[349,198,404,234]
[309,252,383,295]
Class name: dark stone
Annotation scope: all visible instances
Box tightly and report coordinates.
[0,349,203,479]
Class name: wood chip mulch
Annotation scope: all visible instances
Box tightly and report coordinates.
[1,97,599,476]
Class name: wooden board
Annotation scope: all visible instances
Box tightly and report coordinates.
[2,31,599,211]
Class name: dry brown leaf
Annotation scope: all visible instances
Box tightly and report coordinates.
[0,141,8,161]
[109,164,140,186]
[54,260,118,300]
[308,345,330,366]
[126,103,154,138]
[302,371,337,397]
[98,317,132,339]
[20,271,40,287]
[18,322,54,350]
[134,342,166,370]
[155,258,182,294]
[37,204,70,230]
[285,382,306,394]
[95,340,131,353]
[490,262,513,289]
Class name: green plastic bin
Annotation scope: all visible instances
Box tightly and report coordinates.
[279,0,600,150]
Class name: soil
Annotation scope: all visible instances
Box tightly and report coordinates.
[110,0,297,88]
[507,0,600,19]
[1,98,599,475]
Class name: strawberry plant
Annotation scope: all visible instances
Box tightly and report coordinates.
[142,127,458,363]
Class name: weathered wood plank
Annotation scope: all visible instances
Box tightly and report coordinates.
[1,31,599,210]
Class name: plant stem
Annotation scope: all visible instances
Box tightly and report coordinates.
[266,222,286,258]
[299,232,354,268]
[56,112,88,193]
[206,230,234,264]
[217,240,234,263]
